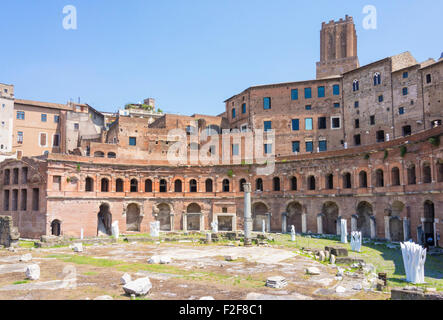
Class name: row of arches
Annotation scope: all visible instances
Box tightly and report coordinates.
[93,151,117,159]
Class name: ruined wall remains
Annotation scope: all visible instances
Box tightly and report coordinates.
[0,216,19,247]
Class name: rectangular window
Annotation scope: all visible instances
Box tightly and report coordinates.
[32,188,39,211]
[370,115,375,125]
[53,176,61,191]
[304,88,312,99]
[378,95,384,102]
[291,119,299,131]
[376,130,385,142]
[402,87,408,96]
[39,133,47,146]
[54,115,60,123]
[355,119,360,129]
[232,108,236,118]
[318,117,327,129]
[263,97,271,110]
[20,189,27,211]
[319,140,327,152]
[17,132,23,144]
[333,84,340,95]
[331,117,341,129]
[3,190,9,211]
[305,118,313,130]
[318,86,325,98]
[16,111,25,120]
[426,74,432,84]
[242,103,246,114]
[292,141,300,153]
[399,107,405,115]
[264,121,272,132]
[74,123,79,130]
[354,101,359,108]
[264,143,272,154]
[129,137,137,146]
[305,105,312,110]
[305,141,313,152]
[403,72,409,79]
[232,144,239,156]
[291,89,298,100]
[53,134,60,147]
[334,103,340,108]
[41,114,47,122]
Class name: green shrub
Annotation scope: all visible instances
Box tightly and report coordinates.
[400,146,407,157]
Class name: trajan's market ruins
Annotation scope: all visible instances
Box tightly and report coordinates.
[0,15,442,301]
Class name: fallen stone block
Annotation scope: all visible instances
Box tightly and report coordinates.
[306,267,321,275]
[26,264,40,280]
[20,254,32,262]
[266,276,288,288]
[72,243,83,253]
[123,277,152,296]
[94,295,113,300]
[200,296,215,300]
[121,273,132,285]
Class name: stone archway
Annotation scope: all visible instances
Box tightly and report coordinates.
[156,203,172,231]
[252,202,269,231]
[286,202,302,233]
[126,203,142,232]
[51,220,61,236]
[357,201,373,238]
[97,203,112,236]
[322,202,339,235]
[186,203,201,231]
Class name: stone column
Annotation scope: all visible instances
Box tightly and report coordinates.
[370,217,376,239]
[434,219,439,247]
[302,214,307,233]
[267,213,271,233]
[403,217,410,241]
[317,215,323,234]
[384,216,391,241]
[200,214,205,232]
[243,183,252,246]
[183,212,187,232]
[351,215,357,232]
[337,216,341,235]
[281,212,287,233]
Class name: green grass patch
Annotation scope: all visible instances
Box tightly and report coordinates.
[18,241,35,248]
[13,280,29,285]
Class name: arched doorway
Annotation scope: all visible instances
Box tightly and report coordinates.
[389,201,405,241]
[186,203,201,231]
[322,202,339,235]
[286,202,302,233]
[357,201,373,238]
[157,203,172,231]
[126,203,141,232]
[252,202,268,231]
[51,220,61,236]
[97,203,112,236]
[424,201,435,246]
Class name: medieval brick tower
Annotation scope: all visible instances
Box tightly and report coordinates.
[316,15,360,79]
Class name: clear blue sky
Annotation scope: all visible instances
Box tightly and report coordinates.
[1,0,441,115]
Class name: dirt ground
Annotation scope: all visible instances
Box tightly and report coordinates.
[0,241,390,300]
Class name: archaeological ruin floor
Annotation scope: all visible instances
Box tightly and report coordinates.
[0,234,441,300]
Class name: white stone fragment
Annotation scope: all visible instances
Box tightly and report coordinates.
[123,277,152,296]
[121,273,132,285]
[26,264,40,280]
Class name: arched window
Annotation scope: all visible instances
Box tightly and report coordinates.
[130,179,138,192]
[407,165,416,185]
[391,167,400,186]
[94,151,105,158]
[273,177,280,191]
[101,178,109,192]
[205,179,213,192]
[174,180,182,193]
[308,176,316,190]
[343,172,352,189]
[145,179,152,192]
[256,178,263,192]
[437,161,443,183]
[107,152,117,159]
[353,80,359,92]
[290,176,297,191]
[189,179,197,192]
[423,163,432,183]
[375,169,384,187]
[239,179,246,192]
[85,177,94,192]
[326,174,334,190]
[359,171,368,188]
[116,179,124,192]
[51,220,61,236]
[159,179,167,193]
[373,72,381,86]
[222,179,230,192]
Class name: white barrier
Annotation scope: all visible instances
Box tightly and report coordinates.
[351,231,362,252]
[400,241,427,284]
[341,219,348,244]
